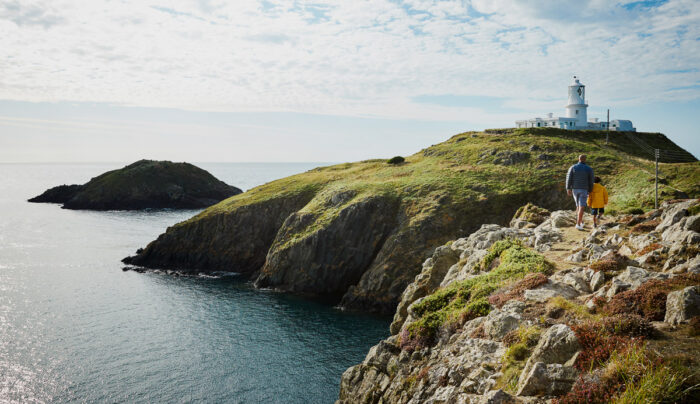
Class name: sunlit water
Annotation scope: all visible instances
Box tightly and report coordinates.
[0,163,389,403]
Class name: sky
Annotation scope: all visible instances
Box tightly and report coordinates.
[0,0,698,162]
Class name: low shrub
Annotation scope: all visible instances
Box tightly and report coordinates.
[554,375,622,404]
[498,325,542,393]
[599,314,654,338]
[630,219,660,233]
[488,273,548,308]
[557,338,696,404]
[624,208,645,215]
[401,241,551,351]
[604,274,700,321]
[688,316,700,337]
[688,203,700,217]
[636,243,663,256]
[547,296,600,321]
[511,203,550,225]
[589,252,627,274]
[572,322,641,371]
[387,156,405,164]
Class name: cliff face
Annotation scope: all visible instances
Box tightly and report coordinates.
[29,160,242,210]
[123,189,316,272]
[122,128,699,314]
[337,200,700,403]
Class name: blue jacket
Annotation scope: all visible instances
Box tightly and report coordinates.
[566,162,594,192]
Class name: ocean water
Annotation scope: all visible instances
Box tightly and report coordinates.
[0,163,389,404]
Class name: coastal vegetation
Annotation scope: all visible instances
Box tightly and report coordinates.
[124,128,699,315]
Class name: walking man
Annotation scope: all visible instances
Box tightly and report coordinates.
[566,154,594,230]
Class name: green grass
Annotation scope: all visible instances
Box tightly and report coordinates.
[173,128,698,236]
[497,325,543,392]
[547,296,603,321]
[402,240,552,348]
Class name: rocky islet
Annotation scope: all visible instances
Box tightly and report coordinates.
[29,159,242,210]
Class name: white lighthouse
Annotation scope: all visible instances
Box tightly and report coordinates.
[515,76,635,131]
[565,76,587,127]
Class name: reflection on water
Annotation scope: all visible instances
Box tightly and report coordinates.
[0,163,388,403]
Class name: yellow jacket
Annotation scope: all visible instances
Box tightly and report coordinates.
[587,183,608,208]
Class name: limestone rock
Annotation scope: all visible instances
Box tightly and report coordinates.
[524,280,579,302]
[391,245,461,334]
[546,211,576,229]
[483,301,525,340]
[616,266,671,289]
[516,362,578,396]
[527,324,580,366]
[655,199,696,234]
[590,271,605,292]
[566,250,586,263]
[664,286,700,324]
[516,324,579,397]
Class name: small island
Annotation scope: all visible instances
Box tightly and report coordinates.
[29,160,242,210]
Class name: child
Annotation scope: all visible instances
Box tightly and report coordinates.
[587,176,608,228]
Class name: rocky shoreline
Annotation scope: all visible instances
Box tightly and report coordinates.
[337,199,700,403]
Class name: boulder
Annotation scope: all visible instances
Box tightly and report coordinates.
[530,228,563,252]
[510,203,550,229]
[566,250,586,263]
[548,211,576,229]
[524,280,579,302]
[590,271,605,292]
[516,324,580,396]
[667,254,700,274]
[655,200,696,234]
[616,266,671,289]
[526,324,580,366]
[516,362,578,396]
[664,286,700,324]
[483,301,525,340]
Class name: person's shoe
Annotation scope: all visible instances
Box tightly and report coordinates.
[577,224,585,231]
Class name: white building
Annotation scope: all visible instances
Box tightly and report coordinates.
[515,76,636,131]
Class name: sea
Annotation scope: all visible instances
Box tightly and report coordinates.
[0,163,390,404]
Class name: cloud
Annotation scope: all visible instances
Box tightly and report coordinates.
[0,0,697,122]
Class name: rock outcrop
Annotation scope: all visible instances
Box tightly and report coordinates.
[29,160,241,210]
[337,199,700,403]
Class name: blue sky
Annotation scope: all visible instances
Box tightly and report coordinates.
[0,0,698,162]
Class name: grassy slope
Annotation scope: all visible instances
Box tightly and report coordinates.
[78,159,236,200]
[184,128,699,228]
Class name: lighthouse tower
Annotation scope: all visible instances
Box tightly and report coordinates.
[565,76,588,128]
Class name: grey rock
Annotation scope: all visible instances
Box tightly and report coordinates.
[524,280,579,302]
[665,286,700,324]
[566,250,586,263]
[516,362,578,396]
[616,266,671,289]
[668,254,700,274]
[483,301,525,340]
[527,324,580,366]
[618,245,634,257]
[590,271,605,292]
[549,211,576,228]
[656,200,695,234]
